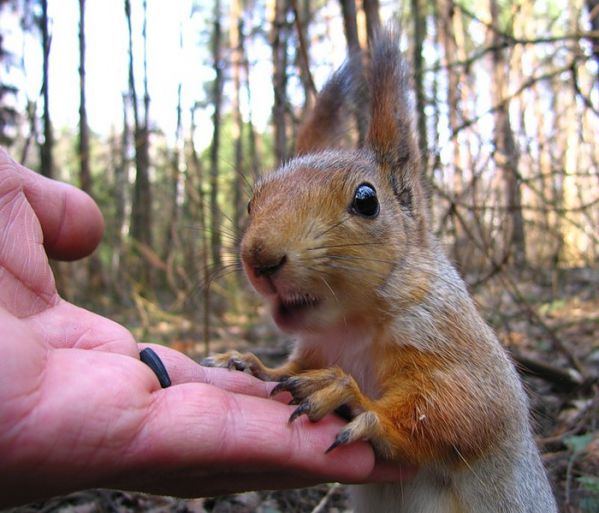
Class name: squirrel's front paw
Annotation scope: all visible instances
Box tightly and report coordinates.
[271,367,385,453]
[271,367,359,423]
[201,350,261,375]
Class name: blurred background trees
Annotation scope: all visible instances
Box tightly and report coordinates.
[0,0,596,349]
[0,0,594,318]
[0,1,597,508]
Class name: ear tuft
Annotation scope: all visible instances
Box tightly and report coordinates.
[295,54,362,156]
[366,30,420,178]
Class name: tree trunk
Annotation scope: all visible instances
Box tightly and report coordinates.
[585,0,599,82]
[437,0,468,267]
[291,0,316,113]
[338,0,367,144]
[411,0,428,173]
[209,0,224,270]
[78,0,91,194]
[164,80,184,274]
[164,22,185,273]
[20,100,38,166]
[111,93,130,303]
[362,0,380,47]
[339,0,360,52]
[560,0,588,265]
[271,0,290,164]
[241,14,261,183]
[40,0,53,179]
[190,106,211,356]
[489,0,526,267]
[79,0,104,291]
[230,0,245,247]
[126,0,153,253]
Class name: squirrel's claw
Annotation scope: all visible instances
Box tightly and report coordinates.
[325,430,352,453]
[227,358,248,371]
[289,402,311,423]
[199,356,216,367]
[270,378,293,397]
[325,411,381,454]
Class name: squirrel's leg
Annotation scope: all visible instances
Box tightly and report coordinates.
[271,367,434,460]
[269,368,388,452]
[272,367,502,465]
[201,350,303,381]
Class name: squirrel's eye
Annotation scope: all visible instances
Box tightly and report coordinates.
[351,183,379,218]
[247,200,252,215]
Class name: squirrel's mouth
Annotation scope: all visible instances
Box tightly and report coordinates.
[273,292,321,331]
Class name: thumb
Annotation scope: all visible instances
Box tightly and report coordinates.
[0,148,105,261]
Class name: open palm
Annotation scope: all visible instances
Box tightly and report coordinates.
[0,149,409,508]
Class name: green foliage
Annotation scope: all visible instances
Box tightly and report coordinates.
[538,298,568,315]
[564,433,594,454]
[579,475,599,494]
[579,475,599,513]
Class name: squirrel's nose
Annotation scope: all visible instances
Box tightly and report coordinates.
[254,254,287,278]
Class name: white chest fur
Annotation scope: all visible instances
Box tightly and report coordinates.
[297,324,381,399]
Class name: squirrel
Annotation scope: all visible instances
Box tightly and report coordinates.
[202,30,557,513]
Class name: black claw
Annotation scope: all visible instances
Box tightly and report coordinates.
[271,377,300,396]
[270,381,288,397]
[325,430,351,454]
[289,402,310,423]
[226,359,242,371]
[232,359,245,371]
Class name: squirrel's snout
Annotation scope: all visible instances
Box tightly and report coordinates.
[242,238,288,280]
[253,254,287,278]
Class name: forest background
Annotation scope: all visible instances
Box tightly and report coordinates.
[0,0,598,512]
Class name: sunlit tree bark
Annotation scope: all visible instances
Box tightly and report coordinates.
[209,0,224,270]
[126,0,153,253]
[362,0,380,47]
[40,0,53,179]
[271,0,290,164]
[411,0,428,175]
[231,0,245,246]
[78,0,90,195]
[489,0,526,267]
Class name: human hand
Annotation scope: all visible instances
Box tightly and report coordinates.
[0,149,413,508]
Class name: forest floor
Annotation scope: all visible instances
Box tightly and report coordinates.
[4,268,599,513]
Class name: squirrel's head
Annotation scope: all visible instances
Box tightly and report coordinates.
[241,31,430,334]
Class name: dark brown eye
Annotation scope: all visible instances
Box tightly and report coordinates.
[351,183,379,218]
[247,200,252,215]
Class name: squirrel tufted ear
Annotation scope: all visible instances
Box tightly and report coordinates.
[295,56,362,156]
[366,30,421,192]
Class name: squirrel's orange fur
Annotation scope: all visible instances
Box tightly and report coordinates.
[203,30,556,513]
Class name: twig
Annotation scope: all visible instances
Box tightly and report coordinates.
[310,483,341,513]
[511,351,585,391]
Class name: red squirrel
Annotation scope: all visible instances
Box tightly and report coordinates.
[202,30,557,513]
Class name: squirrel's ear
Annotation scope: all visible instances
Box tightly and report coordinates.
[295,57,359,156]
[366,31,421,194]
